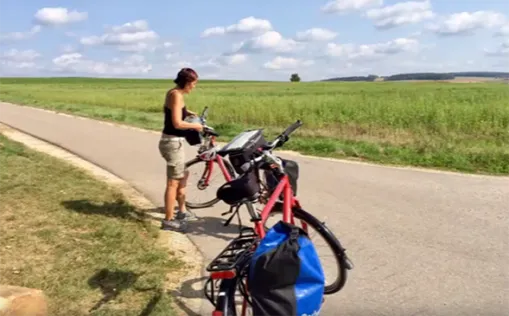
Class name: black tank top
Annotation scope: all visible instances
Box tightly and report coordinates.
[162,104,189,137]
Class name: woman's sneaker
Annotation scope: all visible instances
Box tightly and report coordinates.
[175,210,197,221]
[161,219,187,232]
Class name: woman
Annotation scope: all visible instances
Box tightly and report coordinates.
[159,67,203,231]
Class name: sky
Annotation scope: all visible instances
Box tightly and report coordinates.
[0,0,508,81]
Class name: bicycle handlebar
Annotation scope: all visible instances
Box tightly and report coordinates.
[203,125,219,137]
[197,106,219,137]
[264,119,303,150]
[200,106,209,122]
[239,150,282,173]
[282,119,303,140]
[239,120,303,173]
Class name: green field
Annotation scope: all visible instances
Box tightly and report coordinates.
[0,77,508,174]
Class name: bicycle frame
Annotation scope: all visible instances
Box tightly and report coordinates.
[209,168,306,274]
[196,135,234,185]
[191,105,234,186]
[206,169,308,316]
[254,172,305,239]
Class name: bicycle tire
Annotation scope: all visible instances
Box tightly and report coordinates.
[214,278,238,316]
[185,157,236,209]
[269,203,351,294]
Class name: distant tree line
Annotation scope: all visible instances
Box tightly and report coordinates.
[322,74,379,82]
[384,73,454,81]
[323,71,509,82]
[447,71,509,78]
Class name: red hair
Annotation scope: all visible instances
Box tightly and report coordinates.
[174,68,198,88]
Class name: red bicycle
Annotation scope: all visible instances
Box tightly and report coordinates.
[202,121,353,316]
[183,106,238,209]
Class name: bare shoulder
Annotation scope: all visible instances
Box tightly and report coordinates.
[165,89,183,107]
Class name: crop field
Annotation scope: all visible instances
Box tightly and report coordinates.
[0,77,508,174]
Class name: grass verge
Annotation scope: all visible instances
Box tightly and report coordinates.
[0,77,508,174]
[0,134,181,316]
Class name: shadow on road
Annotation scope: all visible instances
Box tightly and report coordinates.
[184,216,242,241]
[169,276,209,316]
[172,276,209,300]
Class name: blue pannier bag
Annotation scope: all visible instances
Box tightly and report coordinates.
[248,221,325,316]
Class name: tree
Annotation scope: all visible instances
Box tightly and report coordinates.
[290,73,301,82]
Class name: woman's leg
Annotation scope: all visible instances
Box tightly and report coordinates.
[164,178,180,221]
[177,170,189,213]
[159,137,187,231]
[175,170,197,220]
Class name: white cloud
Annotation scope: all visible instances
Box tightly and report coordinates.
[201,16,272,37]
[495,23,509,37]
[216,54,248,66]
[429,11,506,35]
[321,0,382,14]
[263,56,314,70]
[295,28,338,41]
[484,40,509,56]
[52,53,152,75]
[0,26,41,42]
[60,44,78,53]
[52,53,82,67]
[0,49,41,71]
[34,7,88,26]
[201,27,226,37]
[235,31,302,53]
[157,53,249,77]
[187,54,248,69]
[172,61,192,68]
[1,49,40,62]
[80,36,102,45]
[326,38,419,60]
[163,42,173,48]
[80,19,159,52]
[109,20,148,33]
[366,0,434,29]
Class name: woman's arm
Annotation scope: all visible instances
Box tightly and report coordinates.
[186,109,198,117]
[167,91,202,131]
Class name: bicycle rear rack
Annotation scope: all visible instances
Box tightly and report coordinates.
[204,227,258,306]
[206,227,258,272]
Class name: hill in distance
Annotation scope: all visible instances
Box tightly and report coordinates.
[322,71,509,82]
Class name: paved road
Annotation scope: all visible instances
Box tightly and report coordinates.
[1,102,508,316]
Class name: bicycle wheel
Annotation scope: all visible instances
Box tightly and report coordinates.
[184,156,236,209]
[214,278,239,316]
[266,203,352,294]
[213,273,253,316]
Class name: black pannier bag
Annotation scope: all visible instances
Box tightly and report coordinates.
[216,170,260,205]
[248,221,325,316]
[264,158,299,197]
[218,129,267,174]
[183,116,203,146]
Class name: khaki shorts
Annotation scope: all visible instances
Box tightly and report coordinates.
[158,134,186,179]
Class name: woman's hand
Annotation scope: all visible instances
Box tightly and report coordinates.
[193,123,203,132]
